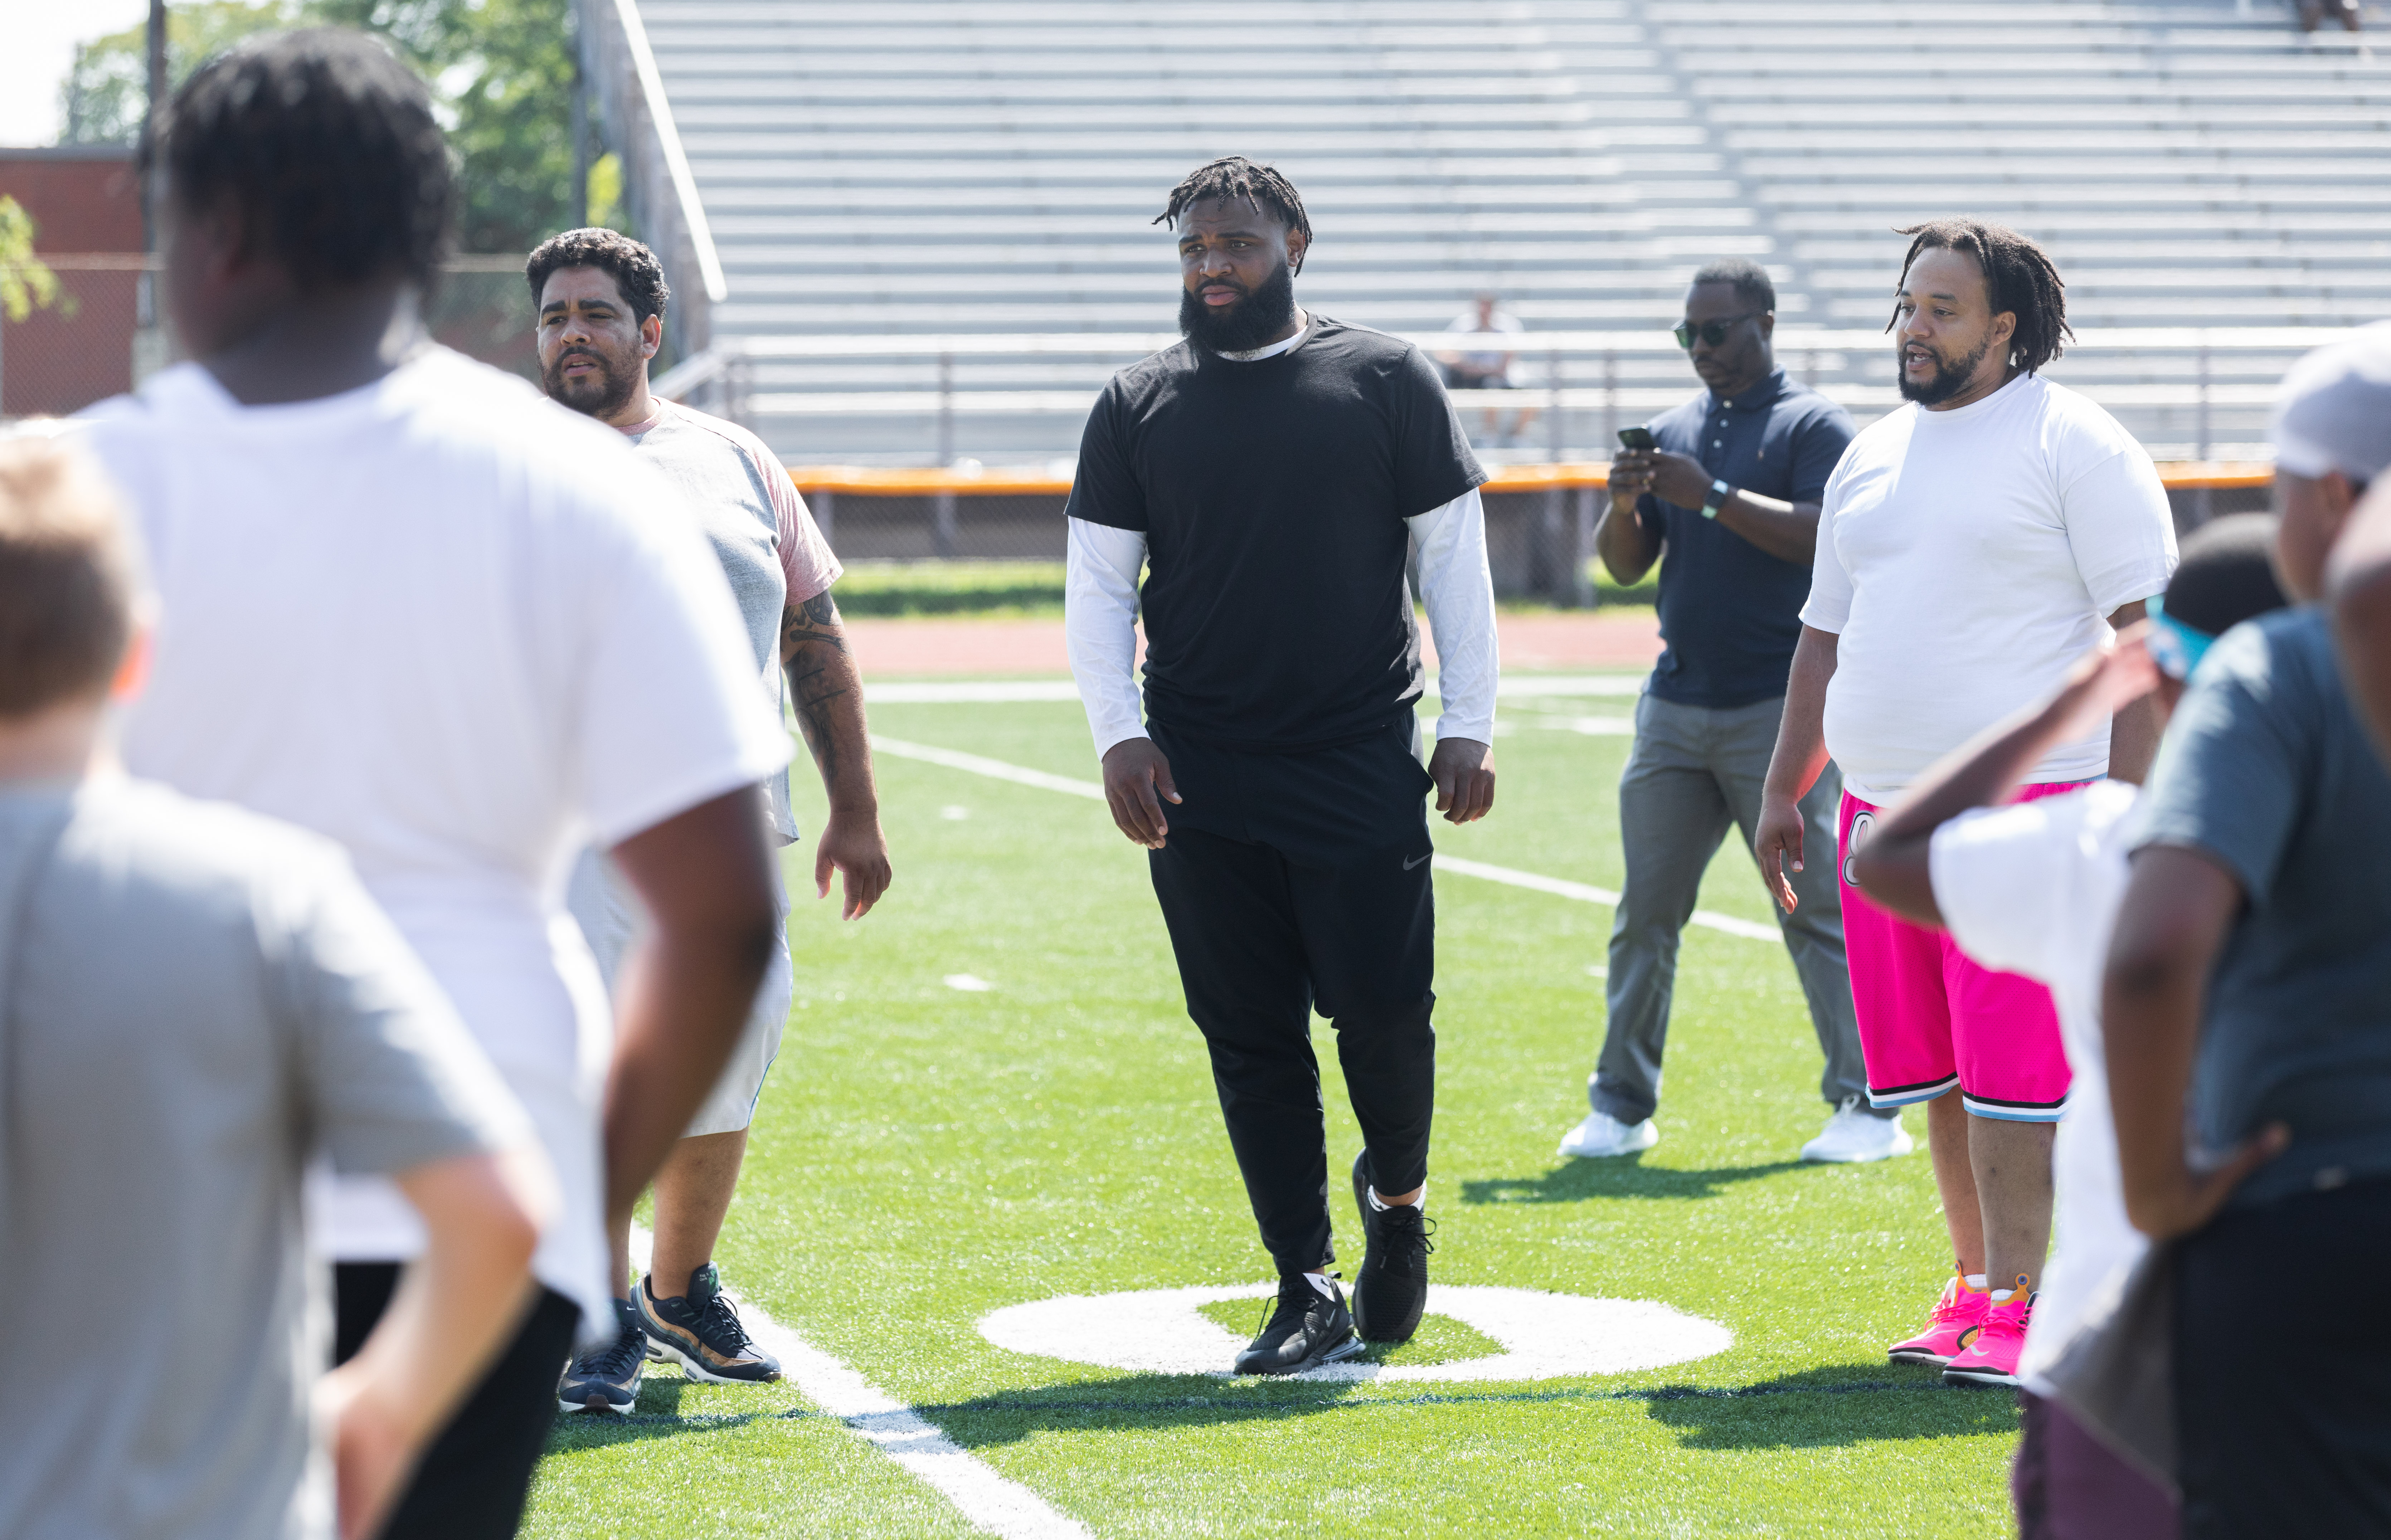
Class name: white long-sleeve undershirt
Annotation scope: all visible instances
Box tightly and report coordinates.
[1064,486,1501,760]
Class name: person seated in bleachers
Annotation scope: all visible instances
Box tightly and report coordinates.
[1435,292,1537,448]
[2292,0,2362,33]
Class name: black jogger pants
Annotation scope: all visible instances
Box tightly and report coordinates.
[1145,717,1438,1277]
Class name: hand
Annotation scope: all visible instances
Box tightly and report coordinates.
[1754,791,1808,912]
[1606,447,1653,512]
[1428,737,1495,824]
[2125,1123,2290,1241]
[813,806,892,920]
[1101,737,1180,848]
[2050,627,2163,745]
[1643,449,1715,510]
[319,1365,416,1540]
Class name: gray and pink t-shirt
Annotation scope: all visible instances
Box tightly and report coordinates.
[614,400,841,839]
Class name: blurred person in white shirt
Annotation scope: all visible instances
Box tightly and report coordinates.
[1435,292,1537,448]
[73,29,784,1537]
[1850,515,2288,1540]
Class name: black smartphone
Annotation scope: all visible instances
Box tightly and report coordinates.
[1617,425,1655,452]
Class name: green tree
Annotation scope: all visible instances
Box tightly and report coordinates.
[58,0,593,254]
[0,197,66,324]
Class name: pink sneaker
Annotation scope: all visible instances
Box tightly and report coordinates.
[1943,1281,2033,1387]
[1886,1269,1989,1366]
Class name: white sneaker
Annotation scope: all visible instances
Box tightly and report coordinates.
[1801,1097,1914,1163]
[1556,1110,1659,1159]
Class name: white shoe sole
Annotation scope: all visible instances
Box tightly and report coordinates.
[1557,1119,1658,1160]
[650,1336,783,1385]
[1941,1365,2021,1388]
[1802,1130,1916,1164]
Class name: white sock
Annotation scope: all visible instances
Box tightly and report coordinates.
[1365,1187,1425,1211]
[1991,1288,2016,1303]
[1964,1273,1988,1292]
[1302,1270,1337,1300]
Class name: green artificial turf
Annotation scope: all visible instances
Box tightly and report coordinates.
[524,684,2017,1537]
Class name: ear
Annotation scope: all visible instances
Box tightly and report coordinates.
[1284,225,1308,276]
[110,624,154,704]
[1988,308,2018,350]
[1759,310,1776,341]
[640,313,662,359]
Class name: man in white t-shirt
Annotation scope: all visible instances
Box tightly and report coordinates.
[524,226,893,1413]
[75,31,787,1536]
[1755,220,2177,1390]
[1435,293,1536,447]
[1847,516,2286,1536]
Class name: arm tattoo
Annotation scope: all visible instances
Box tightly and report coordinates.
[782,587,855,789]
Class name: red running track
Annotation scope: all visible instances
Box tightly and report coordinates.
[844,611,1662,678]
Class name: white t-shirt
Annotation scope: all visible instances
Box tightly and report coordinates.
[1443,309,1525,375]
[77,349,789,1335]
[1929,779,2142,1398]
[1801,373,2177,803]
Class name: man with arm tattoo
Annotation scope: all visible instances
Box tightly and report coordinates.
[529,229,892,1413]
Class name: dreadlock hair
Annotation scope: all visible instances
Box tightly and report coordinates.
[525,228,672,326]
[1153,157,1313,274]
[1890,219,2072,375]
[142,28,452,291]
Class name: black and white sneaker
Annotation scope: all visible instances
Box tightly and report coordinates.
[557,1298,646,1414]
[1351,1150,1435,1344]
[1232,1274,1364,1376]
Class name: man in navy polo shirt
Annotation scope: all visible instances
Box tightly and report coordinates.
[1556,259,1902,1165]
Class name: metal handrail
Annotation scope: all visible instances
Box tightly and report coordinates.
[606,0,725,307]
[781,461,2276,496]
[663,325,2354,362]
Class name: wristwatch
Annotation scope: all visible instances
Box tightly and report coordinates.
[1701,479,1732,520]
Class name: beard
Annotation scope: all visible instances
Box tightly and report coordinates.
[1179,260,1298,353]
[1897,334,1994,406]
[542,344,638,419]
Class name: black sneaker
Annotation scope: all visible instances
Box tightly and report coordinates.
[634,1262,783,1384]
[1351,1150,1435,1344]
[557,1298,646,1414]
[1232,1274,1364,1376]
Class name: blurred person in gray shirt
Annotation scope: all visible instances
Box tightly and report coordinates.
[2104,326,2391,1537]
[0,436,551,1540]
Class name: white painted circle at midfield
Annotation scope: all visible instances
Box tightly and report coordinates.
[978,1283,1732,1383]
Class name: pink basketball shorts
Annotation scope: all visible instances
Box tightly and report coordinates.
[1837,786,2079,1122]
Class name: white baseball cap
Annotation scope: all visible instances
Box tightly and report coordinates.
[2274,320,2391,484]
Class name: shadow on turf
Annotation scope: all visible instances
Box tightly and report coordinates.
[542,1377,768,1454]
[906,1362,2016,1451]
[1459,1154,1808,1204]
[1645,1363,2022,1448]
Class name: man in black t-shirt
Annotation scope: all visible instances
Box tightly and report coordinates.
[1556,260,1897,1168]
[1065,157,1501,1375]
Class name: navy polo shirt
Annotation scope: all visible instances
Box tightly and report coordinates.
[1638,368,1855,708]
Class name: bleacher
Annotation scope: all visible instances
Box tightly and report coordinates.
[616,0,2383,466]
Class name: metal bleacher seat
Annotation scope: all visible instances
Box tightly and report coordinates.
[616,0,2383,466]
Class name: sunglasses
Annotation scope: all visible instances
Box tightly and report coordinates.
[1674,312,1764,350]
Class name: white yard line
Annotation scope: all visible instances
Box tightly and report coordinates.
[865,737,1782,944]
[628,1225,1091,1540]
[864,675,1648,706]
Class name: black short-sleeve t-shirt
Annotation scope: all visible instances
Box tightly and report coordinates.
[1066,317,1485,751]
